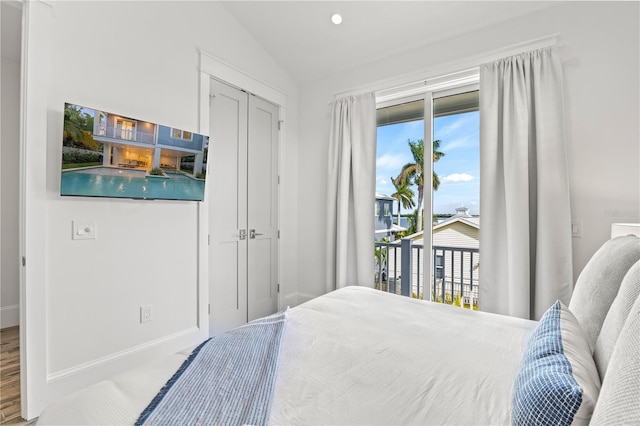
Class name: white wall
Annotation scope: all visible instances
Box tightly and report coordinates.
[22,0,299,413]
[296,2,640,299]
[1,1,22,329]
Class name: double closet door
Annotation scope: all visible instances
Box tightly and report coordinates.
[208,78,279,336]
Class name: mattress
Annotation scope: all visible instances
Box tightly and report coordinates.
[37,286,537,425]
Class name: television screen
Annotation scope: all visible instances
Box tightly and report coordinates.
[60,103,208,201]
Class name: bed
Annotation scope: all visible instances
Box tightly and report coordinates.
[37,234,640,425]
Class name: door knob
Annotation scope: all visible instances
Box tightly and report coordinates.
[249,229,263,239]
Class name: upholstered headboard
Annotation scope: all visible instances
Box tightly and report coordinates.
[511,234,640,425]
[569,234,640,425]
[611,222,640,238]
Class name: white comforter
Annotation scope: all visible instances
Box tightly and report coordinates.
[37,286,536,425]
[270,287,537,425]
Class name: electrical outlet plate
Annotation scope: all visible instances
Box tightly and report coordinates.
[140,305,153,323]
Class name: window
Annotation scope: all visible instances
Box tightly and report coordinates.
[374,73,480,306]
[376,99,424,232]
[433,91,480,220]
[97,112,107,136]
[171,128,193,141]
[116,119,136,141]
[384,202,391,217]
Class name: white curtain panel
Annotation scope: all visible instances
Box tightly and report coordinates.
[479,47,573,320]
[326,92,376,292]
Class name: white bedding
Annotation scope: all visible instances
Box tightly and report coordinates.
[270,287,536,425]
[37,286,537,425]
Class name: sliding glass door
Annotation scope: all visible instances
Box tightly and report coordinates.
[375,84,479,306]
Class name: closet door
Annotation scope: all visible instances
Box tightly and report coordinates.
[208,79,280,335]
[208,79,248,335]
[247,95,279,321]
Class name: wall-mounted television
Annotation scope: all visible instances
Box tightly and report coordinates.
[60,103,208,201]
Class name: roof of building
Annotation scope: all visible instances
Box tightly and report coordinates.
[375,193,396,201]
[433,207,479,231]
[375,223,408,234]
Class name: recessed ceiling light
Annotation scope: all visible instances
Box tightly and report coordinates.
[330,13,343,25]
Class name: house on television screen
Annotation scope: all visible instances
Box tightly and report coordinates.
[92,108,207,176]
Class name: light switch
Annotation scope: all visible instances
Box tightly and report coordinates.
[72,220,97,240]
[571,220,583,238]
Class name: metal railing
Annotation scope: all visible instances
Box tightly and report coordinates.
[96,125,156,145]
[374,239,479,309]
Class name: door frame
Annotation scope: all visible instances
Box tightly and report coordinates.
[19,1,54,419]
[197,51,287,334]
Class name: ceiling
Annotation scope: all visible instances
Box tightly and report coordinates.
[2,1,558,82]
[221,1,557,84]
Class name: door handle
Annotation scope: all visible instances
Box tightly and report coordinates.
[249,229,263,239]
[234,229,246,240]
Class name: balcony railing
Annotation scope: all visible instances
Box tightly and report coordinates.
[374,239,479,309]
[96,125,156,145]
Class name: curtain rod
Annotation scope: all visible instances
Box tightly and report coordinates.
[332,33,565,101]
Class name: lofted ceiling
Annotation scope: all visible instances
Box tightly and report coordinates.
[221,1,557,84]
[2,1,559,82]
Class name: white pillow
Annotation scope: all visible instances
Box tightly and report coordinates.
[594,260,640,379]
[569,235,640,351]
[590,293,640,425]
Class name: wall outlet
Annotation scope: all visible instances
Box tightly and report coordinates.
[140,305,153,323]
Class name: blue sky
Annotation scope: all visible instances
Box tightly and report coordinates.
[376,111,479,216]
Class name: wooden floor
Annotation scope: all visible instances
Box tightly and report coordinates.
[0,326,25,425]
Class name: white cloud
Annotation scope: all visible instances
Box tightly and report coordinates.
[440,133,478,152]
[442,173,474,183]
[437,114,477,139]
[376,152,407,170]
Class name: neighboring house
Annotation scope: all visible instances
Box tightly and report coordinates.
[433,207,479,248]
[384,207,479,304]
[93,110,207,176]
[432,207,479,304]
[374,193,406,241]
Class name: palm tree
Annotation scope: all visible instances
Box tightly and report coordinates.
[63,104,101,151]
[63,105,86,144]
[396,139,445,232]
[390,177,415,227]
[432,139,445,191]
[405,210,418,236]
[374,237,389,288]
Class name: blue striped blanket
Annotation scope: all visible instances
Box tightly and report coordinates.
[136,310,287,426]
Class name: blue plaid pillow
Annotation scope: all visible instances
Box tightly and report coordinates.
[512,301,599,426]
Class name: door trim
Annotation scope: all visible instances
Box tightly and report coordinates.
[198,50,287,110]
[198,51,287,334]
[20,0,53,419]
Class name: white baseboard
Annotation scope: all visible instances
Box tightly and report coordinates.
[296,292,319,306]
[282,292,320,308]
[45,293,321,406]
[46,326,207,404]
[0,304,19,329]
[282,292,299,309]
